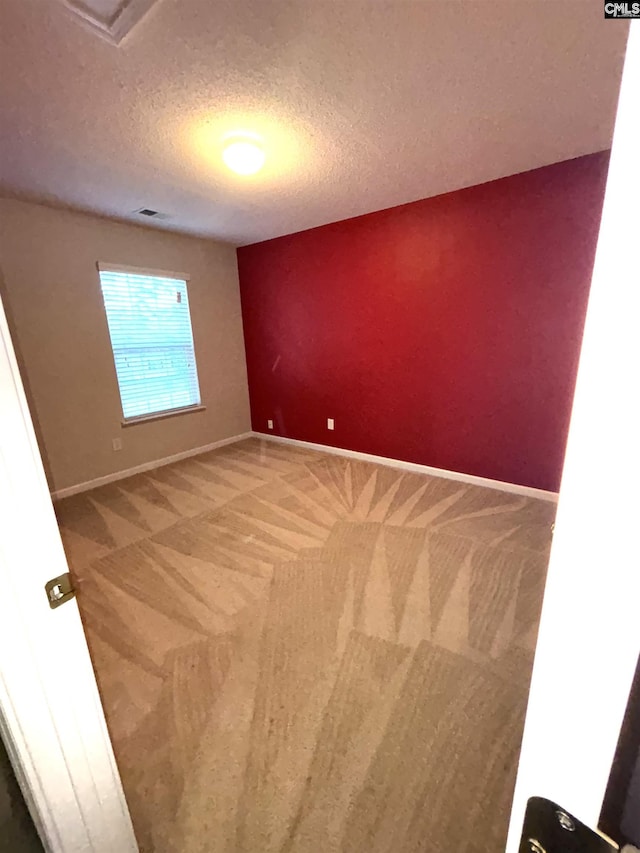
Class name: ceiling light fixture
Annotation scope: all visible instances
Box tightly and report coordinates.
[222,139,266,176]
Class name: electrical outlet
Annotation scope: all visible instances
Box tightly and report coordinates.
[327,418,335,430]
[112,438,123,451]
[267,419,274,430]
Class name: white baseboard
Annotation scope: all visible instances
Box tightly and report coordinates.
[253,432,559,503]
[50,432,253,500]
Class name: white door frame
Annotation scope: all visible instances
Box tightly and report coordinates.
[507,21,640,850]
[0,280,137,851]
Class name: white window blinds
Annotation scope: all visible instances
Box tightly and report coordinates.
[97,265,201,420]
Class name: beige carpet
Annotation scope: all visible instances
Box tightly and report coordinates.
[54,437,555,853]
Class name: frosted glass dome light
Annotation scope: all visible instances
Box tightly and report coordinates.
[222,140,266,176]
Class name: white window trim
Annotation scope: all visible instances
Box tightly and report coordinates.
[97,261,190,281]
[121,403,206,427]
[97,262,202,423]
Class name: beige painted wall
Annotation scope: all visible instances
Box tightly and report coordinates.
[0,198,250,493]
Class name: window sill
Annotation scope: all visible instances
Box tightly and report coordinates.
[121,405,206,428]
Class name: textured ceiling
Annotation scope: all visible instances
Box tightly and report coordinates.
[0,0,629,246]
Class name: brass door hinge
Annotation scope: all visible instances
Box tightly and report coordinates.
[520,798,621,852]
[45,572,76,609]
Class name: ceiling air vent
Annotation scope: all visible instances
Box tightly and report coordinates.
[134,208,169,220]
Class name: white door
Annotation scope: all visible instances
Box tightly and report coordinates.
[0,274,138,851]
[507,19,640,851]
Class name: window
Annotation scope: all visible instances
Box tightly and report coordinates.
[97,264,201,421]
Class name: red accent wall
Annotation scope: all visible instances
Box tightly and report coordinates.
[237,153,609,492]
